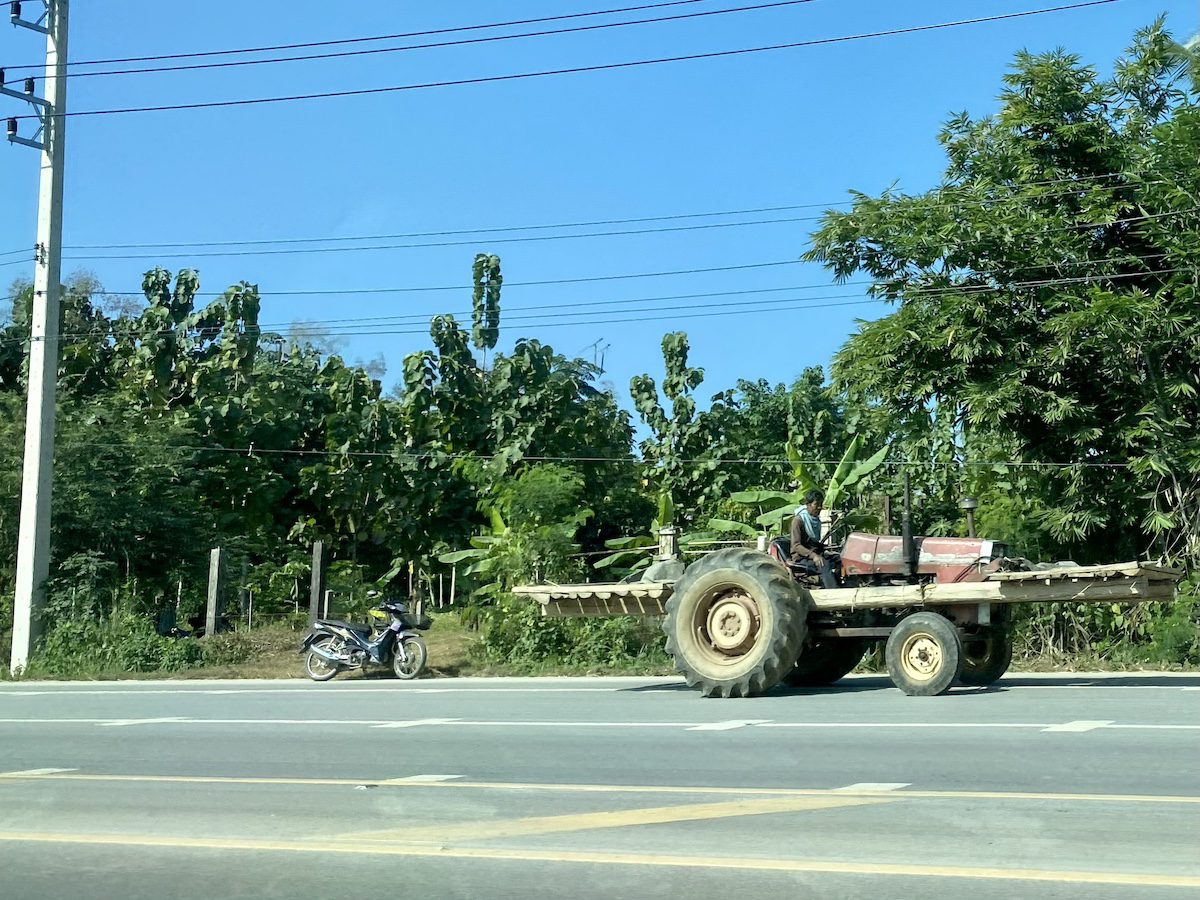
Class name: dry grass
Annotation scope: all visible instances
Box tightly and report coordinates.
[178,612,481,681]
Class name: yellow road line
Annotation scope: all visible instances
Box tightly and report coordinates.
[0,831,1196,888]
[341,795,888,844]
[1,771,1198,806]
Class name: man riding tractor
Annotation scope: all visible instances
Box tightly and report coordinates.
[788,489,841,589]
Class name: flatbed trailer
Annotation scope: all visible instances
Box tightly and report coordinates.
[514,550,1182,698]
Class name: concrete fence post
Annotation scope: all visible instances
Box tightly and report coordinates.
[205,548,225,637]
[308,541,327,626]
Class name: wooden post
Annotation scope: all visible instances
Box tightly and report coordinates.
[308,541,327,625]
[238,560,249,618]
[450,567,457,607]
[205,548,225,637]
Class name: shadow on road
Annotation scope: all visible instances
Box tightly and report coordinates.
[622,671,1200,697]
[998,673,1200,687]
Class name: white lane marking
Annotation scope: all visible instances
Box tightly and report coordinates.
[1019,685,1199,691]
[1042,720,1115,733]
[1107,724,1200,731]
[0,718,1196,733]
[835,782,910,792]
[758,722,1050,729]
[0,768,78,777]
[384,775,464,783]
[2,696,628,700]
[686,720,770,732]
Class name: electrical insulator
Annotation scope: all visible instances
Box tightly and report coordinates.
[9,3,20,22]
[24,77,34,95]
[6,118,16,138]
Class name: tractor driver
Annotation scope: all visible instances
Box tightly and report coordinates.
[789,489,840,589]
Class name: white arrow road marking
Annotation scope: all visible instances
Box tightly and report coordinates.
[835,782,910,792]
[383,774,464,783]
[372,718,463,729]
[1042,720,1115,733]
[686,720,771,731]
[0,768,78,777]
[97,717,189,728]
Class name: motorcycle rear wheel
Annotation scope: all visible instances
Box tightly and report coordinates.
[304,635,341,682]
[393,636,427,680]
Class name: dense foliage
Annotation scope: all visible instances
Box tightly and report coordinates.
[2,20,1198,673]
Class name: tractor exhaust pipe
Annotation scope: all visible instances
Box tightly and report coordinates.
[902,471,917,582]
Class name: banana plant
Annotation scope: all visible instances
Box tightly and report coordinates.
[593,493,722,578]
[734,436,890,536]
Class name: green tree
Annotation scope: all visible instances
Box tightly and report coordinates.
[805,20,1200,563]
[470,253,502,355]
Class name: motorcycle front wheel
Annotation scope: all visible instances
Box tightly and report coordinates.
[393,636,427,680]
[304,635,342,682]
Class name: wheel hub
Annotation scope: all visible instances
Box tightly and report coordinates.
[705,592,759,654]
[902,634,942,679]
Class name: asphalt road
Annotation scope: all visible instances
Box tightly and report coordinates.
[1,672,1198,899]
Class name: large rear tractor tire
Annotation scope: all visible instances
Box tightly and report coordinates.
[885,612,963,696]
[663,548,810,698]
[959,629,1013,687]
[784,638,868,688]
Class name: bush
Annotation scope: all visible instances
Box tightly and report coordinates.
[476,596,669,671]
[29,610,202,677]
[1148,579,1200,665]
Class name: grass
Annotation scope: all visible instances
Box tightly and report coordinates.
[4,610,1194,682]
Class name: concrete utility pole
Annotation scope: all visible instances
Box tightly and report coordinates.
[6,0,70,675]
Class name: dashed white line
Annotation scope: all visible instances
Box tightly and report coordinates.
[1042,721,1116,733]
[686,720,770,731]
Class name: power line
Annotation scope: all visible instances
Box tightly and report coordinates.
[57,441,1135,468]
[56,215,828,260]
[58,203,1200,263]
[268,257,1187,332]
[1,246,1182,333]
[66,205,832,251]
[13,265,1195,346]
[7,1,820,84]
[61,175,1164,252]
[2,259,807,301]
[10,2,1120,122]
[1,0,713,72]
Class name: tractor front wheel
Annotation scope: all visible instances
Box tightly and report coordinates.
[663,549,809,698]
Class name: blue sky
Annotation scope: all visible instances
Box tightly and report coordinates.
[2,0,1195,406]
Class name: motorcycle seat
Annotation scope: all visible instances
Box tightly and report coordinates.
[322,620,374,637]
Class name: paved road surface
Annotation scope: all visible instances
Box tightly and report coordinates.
[1,672,1197,899]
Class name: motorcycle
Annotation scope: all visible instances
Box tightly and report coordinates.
[300,596,430,682]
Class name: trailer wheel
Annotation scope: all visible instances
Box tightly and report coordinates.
[885,612,962,696]
[784,639,868,687]
[960,629,1013,686]
[663,548,809,698]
